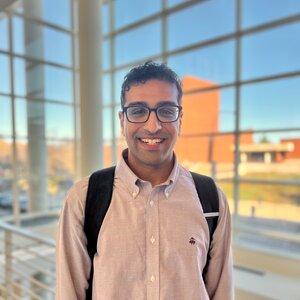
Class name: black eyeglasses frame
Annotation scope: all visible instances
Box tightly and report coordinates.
[122,105,182,123]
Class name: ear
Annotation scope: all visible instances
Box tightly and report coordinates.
[119,111,125,136]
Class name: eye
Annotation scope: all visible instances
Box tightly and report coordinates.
[128,107,148,116]
[158,106,177,117]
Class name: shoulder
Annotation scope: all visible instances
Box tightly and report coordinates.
[216,186,230,214]
[62,177,90,216]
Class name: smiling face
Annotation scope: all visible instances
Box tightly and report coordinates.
[119,79,182,174]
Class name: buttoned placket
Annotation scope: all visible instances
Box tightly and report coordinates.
[146,188,160,300]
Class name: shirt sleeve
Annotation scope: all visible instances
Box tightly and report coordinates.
[204,187,234,300]
[55,178,91,300]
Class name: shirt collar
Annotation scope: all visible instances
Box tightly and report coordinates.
[116,149,140,199]
[116,149,180,200]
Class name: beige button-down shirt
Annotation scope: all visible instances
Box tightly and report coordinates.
[56,153,233,300]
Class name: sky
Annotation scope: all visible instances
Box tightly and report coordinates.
[0,0,300,144]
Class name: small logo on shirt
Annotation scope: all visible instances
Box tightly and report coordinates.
[189,237,196,245]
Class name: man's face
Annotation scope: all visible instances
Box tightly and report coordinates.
[119,79,182,171]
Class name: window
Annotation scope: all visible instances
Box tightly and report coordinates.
[168,0,235,50]
[169,40,236,86]
[241,77,300,130]
[114,0,161,29]
[242,22,300,80]
[115,21,161,66]
[242,0,300,29]
[0,54,10,94]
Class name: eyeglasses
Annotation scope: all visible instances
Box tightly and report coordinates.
[123,105,182,123]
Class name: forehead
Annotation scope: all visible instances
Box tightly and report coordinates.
[124,79,178,106]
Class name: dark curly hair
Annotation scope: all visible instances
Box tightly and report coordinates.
[120,61,182,107]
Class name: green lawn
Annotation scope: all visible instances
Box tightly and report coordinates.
[218,173,300,205]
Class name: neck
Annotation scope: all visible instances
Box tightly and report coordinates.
[126,155,174,187]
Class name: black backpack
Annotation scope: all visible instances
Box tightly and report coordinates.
[84,166,219,299]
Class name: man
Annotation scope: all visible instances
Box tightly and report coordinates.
[56,61,233,299]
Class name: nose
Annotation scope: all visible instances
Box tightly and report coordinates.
[143,111,162,133]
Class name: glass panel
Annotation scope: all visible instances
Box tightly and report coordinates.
[219,88,236,132]
[114,0,161,29]
[0,96,12,137]
[16,138,28,178]
[0,54,10,94]
[217,182,234,212]
[176,133,236,179]
[15,99,74,139]
[17,135,48,212]
[115,20,161,66]
[102,74,111,105]
[14,58,46,99]
[15,138,29,213]
[12,16,24,54]
[0,13,8,51]
[44,65,73,102]
[102,39,110,70]
[236,182,300,256]
[103,140,112,168]
[168,0,235,50]
[46,103,74,139]
[11,0,71,28]
[23,100,46,142]
[114,105,121,139]
[44,27,72,66]
[15,98,27,138]
[14,58,73,102]
[43,0,71,28]
[241,22,300,80]
[102,2,110,35]
[238,131,300,179]
[13,16,72,65]
[240,77,300,130]
[13,58,26,96]
[181,86,235,134]
[47,140,75,209]
[167,0,186,7]
[169,40,235,86]
[242,0,300,29]
[0,138,13,217]
[114,67,130,105]
[103,107,113,140]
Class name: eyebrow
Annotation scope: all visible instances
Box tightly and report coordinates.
[127,101,178,107]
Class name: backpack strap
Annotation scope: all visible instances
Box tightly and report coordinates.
[84,166,116,300]
[190,171,219,278]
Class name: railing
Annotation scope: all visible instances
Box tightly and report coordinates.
[0,221,56,300]
[0,212,299,300]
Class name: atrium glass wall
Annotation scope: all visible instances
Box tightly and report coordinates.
[0,0,77,217]
[0,0,299,271]
[101,0,300,260]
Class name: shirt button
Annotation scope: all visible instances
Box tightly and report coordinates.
[150,275,155,282]
[132,191,137,198]
[150,236,155,244]
[165,192,169,197]
[150,200,154,206]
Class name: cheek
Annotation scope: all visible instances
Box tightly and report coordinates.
[166,124,180,139]
[122,122,138,140]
